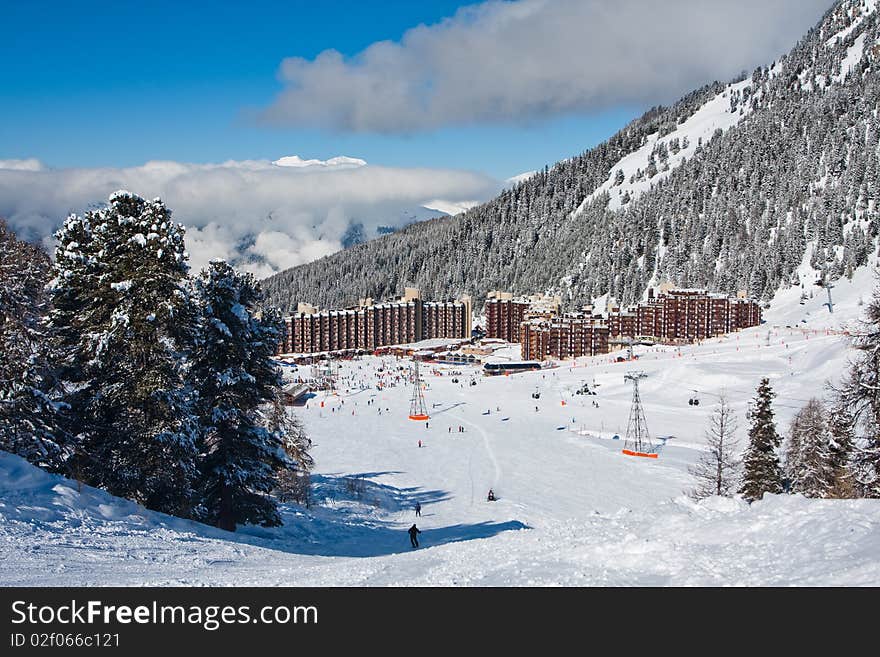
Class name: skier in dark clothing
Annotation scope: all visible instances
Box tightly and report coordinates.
[408,524,421,548]
[415,502,421,516]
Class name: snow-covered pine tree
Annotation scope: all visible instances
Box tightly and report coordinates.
[786,399,833,498]
[190,260,291,531]
[48,192,199,517]
[783,408,805,493]
[836,275,880,498]
[740,378,782,502]
[0,219,65,470]
[826,399,855,498]
[688,394,739,499]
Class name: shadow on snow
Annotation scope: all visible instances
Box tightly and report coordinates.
[229,471,529,558]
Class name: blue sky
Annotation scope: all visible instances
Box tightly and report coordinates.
[0,0,639,179]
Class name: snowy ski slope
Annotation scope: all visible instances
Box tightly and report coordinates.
[1,270,879,586]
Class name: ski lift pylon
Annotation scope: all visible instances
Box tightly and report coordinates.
[408,360,430,421]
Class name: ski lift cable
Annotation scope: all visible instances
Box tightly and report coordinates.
[684,385,816,410]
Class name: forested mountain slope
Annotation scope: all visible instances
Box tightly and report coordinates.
[264,0,880,313]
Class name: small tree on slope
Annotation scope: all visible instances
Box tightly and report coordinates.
[826,399,856,498]
[48,192,199,516]
[266,391,313,506]
[783,407,805,493]
[190,260,290,531]
[688,393,739,499]
[0,219,65,470]
[740,378,782,502]
[784,398,833,498]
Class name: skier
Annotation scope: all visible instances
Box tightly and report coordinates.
[487,489,496,502]
[415,502,421,517]
[426,421,429,429]
[408,524,421,548]
[418,439,422,448]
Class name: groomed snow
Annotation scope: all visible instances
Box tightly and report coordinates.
[2,288,878,585]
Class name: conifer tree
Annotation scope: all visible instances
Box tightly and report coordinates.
[826,399,855,498]
[836,276,880,497]
[190,260,291,531]
[48,192,198,516]
[785,399,833,498]
[783,408,805,492]
[740,378,782,502]
[0,219,65,470]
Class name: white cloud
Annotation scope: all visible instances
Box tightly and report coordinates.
[0,159,497,276]
[262,0,831,133]
[0,159,44,171]
[273,154,367,169]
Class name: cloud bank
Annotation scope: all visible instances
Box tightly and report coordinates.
[262,0,831,133]
[0,159,496,277]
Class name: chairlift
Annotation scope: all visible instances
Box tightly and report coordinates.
[688,390,701,406]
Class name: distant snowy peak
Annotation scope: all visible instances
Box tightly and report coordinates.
[273,155,367,169]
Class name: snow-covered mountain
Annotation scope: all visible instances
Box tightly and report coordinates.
[263,0,880,314]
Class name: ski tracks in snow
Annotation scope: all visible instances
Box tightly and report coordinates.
[449,411,502,500]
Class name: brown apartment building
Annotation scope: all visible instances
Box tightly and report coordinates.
[281,289,472,355]
[520,287,761,361]
[608,288,761,344]
[484,291,561,343]
[520,316,610,361]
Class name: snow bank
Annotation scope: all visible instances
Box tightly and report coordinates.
[2,450,878,585]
